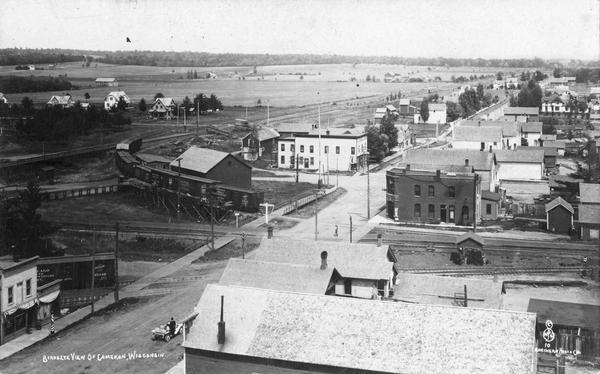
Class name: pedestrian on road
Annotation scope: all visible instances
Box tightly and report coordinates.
[169,317,176,337]
[49,314,55,335]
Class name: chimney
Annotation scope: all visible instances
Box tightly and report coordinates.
[326,129,330,136]
[436,169,441,178]
[217,295,225,344]
[489,145,492,153]
[478,120,481,127]
[464,159,469,167]
[320,251,328,270]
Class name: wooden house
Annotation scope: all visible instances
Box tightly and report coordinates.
[578,183,600,240]
[148,97,176,119]
[240,127,280,162]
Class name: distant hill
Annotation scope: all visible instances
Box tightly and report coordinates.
[0,48,596,69]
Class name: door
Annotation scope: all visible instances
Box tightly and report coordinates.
[344,279,352,295]
[440,205,447,222]
[304,158,309,168]
[461,206,469,226]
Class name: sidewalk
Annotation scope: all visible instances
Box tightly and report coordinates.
[0,236,235,361]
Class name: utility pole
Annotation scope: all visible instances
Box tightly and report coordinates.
[260,202,274,225]
[295,153,299,183]
[317,105,322,186]
[241,232,246,259]
[336,154,339,188]
[366,152,371,220]
[196,101,199,135]
[349,215,353,243]
[114,222,119,302]
[176,157,182,219]
[314,189,325,241]
[91,228,96,314]
[176,104,179,131]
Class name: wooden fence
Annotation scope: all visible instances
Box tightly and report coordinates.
[42,184,124,201]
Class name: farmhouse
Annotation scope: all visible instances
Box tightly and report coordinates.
[398,98,419,115]
[0,93,7,104]
[94,77,118,87]
[400,148,497,191]
[374,107,387,120]
[240,127,280,162]
[578,182,600,240]
[253,238,394,298]
[545,197,574,234]
[104,91,130,110]
[219,258,340,295]
[0,256,61,346]
[183,284,538,374]
[277,127,368,172]
[503,107,539,122]
[393,273,504,309]
[452,125,503,151]
[148,97,176,119]
[427,102,447,124]
[170,146,252,190]
[47,94,74,108]
[386,166,481,226]
[520,122,543,146]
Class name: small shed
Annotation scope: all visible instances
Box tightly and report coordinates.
[481,190,501,220]
[545,197,574,234]
[455,232,484,251]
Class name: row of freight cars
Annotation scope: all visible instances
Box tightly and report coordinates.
[115,138,263,212]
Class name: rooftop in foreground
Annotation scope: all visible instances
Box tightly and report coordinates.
[184,284,537,374]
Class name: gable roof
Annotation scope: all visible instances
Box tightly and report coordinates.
[540,134,557,141]
[459,120,520,138]
[454,126,502,143]
[170,146,248,174]
[153,97,175,107]
[520,122,543,133]
[545,196,574,214]
[393,273,504,309]
[517,146,558,157]
[504,107,539,116]
[429,103,447,111]
[219,258,336,294]
[543,140,566,149]
[253,238,392,280]
[106,91,129,101]
[455,232,485,246]
[184,284,537,374]
[403,149,495,171]
[134,153,173,164]
[482,190,501,201]
[528,299,600,331]
[47,95,72,105]
[494,149,544,163]
[385,104,397,111]
[95,77,117,82]
[579,183,600,204]
[399,98,410,105]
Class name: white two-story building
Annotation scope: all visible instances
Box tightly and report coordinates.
[104,91,131,110]
[452,126,503,151]
[278,127,368,172]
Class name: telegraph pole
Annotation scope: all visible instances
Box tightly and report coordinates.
[91,228,96,314]
[176,157,182,219]
[349,215,353,243]
[295,153,299,183]
[114,222,119,302]
[366,152,371,220]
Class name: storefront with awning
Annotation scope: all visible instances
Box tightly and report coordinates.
[36,279,62,327]
[2,300,37,341]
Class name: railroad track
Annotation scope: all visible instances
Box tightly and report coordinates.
[396,265,596,276]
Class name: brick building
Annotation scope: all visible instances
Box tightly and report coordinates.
[386,166,481,226]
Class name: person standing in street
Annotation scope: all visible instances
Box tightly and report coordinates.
[49,314,55,335]
[169,317,176,337]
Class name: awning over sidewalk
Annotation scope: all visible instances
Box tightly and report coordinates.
[2,299,37,317]
[38,290,60,304]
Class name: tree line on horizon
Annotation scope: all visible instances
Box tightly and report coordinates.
[1,48,597,69]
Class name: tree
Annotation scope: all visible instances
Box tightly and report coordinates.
[496,72,503,80]
[533,70,546,82]
[366,75,371,82]
[366,125,388,161]
[21,96,34,114]
[476,83,484,102]
[553,68,561,78]
[182,96,192,111]
[380,115,398,149]
[420,100,430,123]
[138,97,147,112]
[446,101,463,122]
[256,98,262,107]
[84,92,90,102]
[516,79,542,108]
[116,96,128,111]
[154,92,164,99]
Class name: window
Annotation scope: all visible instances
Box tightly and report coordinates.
[448,186,455,197]
[387,177,394,191]
[428,204,435,219]
[290,155,295,165]
[281,156,285,164]
[428,185,435,197]
[493,142,497,146]
[281,143,285,151]
[480,142,485,151]
[414,185,421,196]
[309,145,314,153]
[449,205,455,222]
[414,204,421,218]
[335,146,340,154]
[26,279,31,296]
[486,204,492,215]
[324,146,329,154]
[291,144,295,153]
[310,157,314,165]
[351,147,356,155]
[8,286,13,304]
[300,145,304,153]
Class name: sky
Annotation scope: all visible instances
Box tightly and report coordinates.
[1,0,598,60]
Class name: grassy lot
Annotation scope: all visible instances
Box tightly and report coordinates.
[52,231,203,262]
[252,180,317,207]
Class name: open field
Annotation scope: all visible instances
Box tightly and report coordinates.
[0,62,516,107]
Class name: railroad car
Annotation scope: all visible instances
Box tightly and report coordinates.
[116,137,143,153]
